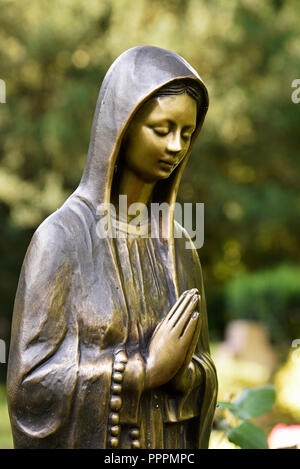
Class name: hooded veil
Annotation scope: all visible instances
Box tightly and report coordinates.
[7,46,218,449]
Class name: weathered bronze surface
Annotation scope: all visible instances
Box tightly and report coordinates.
[7,46,218,449]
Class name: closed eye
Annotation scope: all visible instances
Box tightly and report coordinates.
[181,132,192,141]
[182,126,195,141]
[152,127,169,136]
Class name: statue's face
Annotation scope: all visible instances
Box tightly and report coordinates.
[122,93,197,183]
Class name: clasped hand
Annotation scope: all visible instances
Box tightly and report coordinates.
[145,288,201,389]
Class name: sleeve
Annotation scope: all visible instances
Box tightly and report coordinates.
[7,219,79,448]
[118,350,146,425]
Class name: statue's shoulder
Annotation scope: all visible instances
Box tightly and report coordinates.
[29,195,94,256]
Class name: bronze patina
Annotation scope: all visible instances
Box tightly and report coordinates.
[7,46,218,449]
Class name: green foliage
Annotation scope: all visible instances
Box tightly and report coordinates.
[217,385,276,449]
[226,421,269,450]
[0,385,13,449]
[224,265,300,342]
[218,385,275,420]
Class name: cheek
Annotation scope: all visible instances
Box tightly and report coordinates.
[123,127,167,170]
[176,145,190,165]
[142,130,164,156]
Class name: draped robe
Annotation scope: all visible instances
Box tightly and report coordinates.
[7,46,218,449]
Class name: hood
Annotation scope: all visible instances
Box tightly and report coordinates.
[74,45,209,211]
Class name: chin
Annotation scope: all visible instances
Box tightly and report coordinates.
[135,170,170,183]
[157,172,173,180]
[156,168,175,180]
[149,172,173,183]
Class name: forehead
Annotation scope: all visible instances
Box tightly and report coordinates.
[137,94,197,126]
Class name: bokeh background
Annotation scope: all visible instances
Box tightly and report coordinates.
[0,0,299,448]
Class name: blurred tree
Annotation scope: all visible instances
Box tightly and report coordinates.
[0,0,299,366]
[224,265,300,344]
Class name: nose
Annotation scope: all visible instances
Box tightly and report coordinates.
[166,131,182,154]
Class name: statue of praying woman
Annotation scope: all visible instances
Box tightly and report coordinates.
[7,46,218,449]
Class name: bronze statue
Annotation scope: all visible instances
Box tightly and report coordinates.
[7,46,218,449]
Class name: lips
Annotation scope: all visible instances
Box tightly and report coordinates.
[158,159,175,167]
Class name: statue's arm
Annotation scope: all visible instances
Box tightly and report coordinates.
[7,219,79,445]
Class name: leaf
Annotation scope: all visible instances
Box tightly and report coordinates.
[217,386,275,420]
[217,402,238,413]
[232,385,276,419]
[226,421,269,449]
